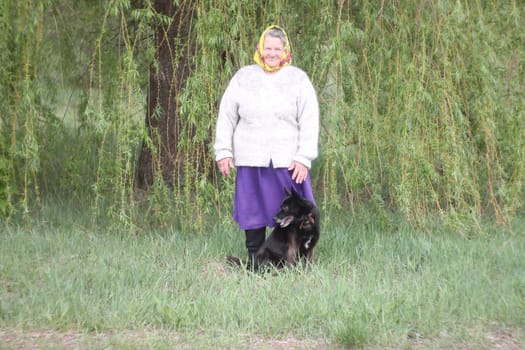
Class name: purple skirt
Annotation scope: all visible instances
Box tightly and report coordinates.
[233,162,316,230]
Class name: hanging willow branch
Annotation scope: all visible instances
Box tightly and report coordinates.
[1,0,523,233]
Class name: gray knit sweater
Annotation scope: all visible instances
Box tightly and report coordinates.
[213,64,319,169]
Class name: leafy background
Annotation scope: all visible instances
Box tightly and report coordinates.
[1,0,523,233]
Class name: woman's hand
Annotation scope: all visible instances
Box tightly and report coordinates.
[217,157,234,177]
[288,161,308,184]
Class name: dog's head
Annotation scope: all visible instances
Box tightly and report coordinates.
[274,187,316,228]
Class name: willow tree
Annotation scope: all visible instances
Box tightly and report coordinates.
[1,1,523,233]
[136,0,197,188]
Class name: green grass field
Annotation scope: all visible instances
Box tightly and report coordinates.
[1,207,524,349]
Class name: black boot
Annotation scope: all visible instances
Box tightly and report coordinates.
[245,227,266,266]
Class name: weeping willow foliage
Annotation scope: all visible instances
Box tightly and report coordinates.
[0,1,48,217]
[1,0,523,233]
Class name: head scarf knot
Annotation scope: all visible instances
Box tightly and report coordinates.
[253,24,292,72]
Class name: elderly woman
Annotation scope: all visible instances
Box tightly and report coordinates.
[214,25,320,263]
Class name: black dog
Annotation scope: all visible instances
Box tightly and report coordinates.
[227,188,320,271]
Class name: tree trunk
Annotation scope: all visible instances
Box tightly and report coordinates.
[137,0,196,188]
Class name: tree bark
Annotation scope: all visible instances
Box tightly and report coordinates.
[137,0,196,188]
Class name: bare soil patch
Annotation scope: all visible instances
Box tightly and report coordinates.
[0,327,522,349]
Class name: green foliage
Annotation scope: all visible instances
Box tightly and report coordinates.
[1,0,523,231]
[0,141,8,217]
[317,1,525,229]
[0,1,48,217]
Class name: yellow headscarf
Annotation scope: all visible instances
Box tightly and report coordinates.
[253,25,292,72]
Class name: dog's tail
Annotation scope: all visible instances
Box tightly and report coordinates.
[226,255,243,266]
[226,255,258,271]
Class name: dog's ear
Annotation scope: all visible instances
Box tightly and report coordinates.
[307,213,315,224]
[291,187,300,198]
[284,187,291,196]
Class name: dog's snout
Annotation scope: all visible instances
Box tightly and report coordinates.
[275,215,294,228]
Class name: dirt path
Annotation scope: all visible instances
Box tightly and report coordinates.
[0,328,522,349]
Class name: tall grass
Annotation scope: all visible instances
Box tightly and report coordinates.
[1,206,524,348]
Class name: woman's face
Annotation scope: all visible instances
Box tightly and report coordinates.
[263,36,284,68]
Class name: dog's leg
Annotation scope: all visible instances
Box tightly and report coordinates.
[305,249,313,261]
[286,232,300,265]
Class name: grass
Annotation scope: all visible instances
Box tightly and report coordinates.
[1,206,524,349]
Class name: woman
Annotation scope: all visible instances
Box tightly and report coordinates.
[214,25,319,263]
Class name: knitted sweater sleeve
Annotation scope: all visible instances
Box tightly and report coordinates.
[213,75,239,161]
[294,75,319,169]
